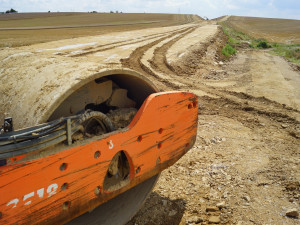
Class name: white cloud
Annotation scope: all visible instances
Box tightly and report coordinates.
[227,4,239,10]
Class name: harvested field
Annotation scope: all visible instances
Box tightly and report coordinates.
[0,12,201,47]
[0,13,299,225]
[226,16,300,44]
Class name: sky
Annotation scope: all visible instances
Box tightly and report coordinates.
[0,0,299,20]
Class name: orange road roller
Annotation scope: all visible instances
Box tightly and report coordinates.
[0,69,198,224]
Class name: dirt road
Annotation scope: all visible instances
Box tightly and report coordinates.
[0,18,299,224]
[128,44,300,224]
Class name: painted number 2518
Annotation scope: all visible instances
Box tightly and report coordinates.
[6,183,58,209]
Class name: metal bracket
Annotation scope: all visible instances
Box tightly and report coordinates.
[66,118,72,145]
[1,117,13,134]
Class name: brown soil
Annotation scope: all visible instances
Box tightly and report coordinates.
[227,16,300,44]
[0,13,200,47]
[123,23,300,225]
[0,15,299,224]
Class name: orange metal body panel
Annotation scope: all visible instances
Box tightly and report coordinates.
[0,91,198,224]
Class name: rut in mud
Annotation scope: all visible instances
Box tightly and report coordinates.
[71,27,191,58]
[121,26,198,89]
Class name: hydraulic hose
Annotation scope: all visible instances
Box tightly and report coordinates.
[0,111,114,160]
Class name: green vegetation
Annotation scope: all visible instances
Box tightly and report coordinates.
[256,40,271,49]
[219,22,240,58]
[221,22,251,45]
[271,43,300,65]
[222,44,236,57]
[219,22,300,66]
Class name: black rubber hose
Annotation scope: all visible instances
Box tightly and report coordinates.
[0,136,67,159]
[0,117,81,146]
[0,125,83,159]
[0,114,81,142]
[0,118,65,140]
[0,120,82,153]
[0,129,66,153]
[0,122,66,146]
[0,110,113,159]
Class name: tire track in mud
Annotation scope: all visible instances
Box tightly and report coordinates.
[121,26,198,89]
[143,27,226,90]
[156,28,300,123]
[70,27,191,57]
[155,28,300,131]
[147,28,228,91]
[225,91,300,114]
[121,23,300,136]
[48,17,202,57]
[142,27,199,89]
[165,27,226,77]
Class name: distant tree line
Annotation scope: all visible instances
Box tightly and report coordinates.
[87,10,123,13]
[5,8,17,13]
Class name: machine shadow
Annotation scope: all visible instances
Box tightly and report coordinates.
[127,191,186,225]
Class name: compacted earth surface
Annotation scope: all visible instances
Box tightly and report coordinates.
[123,19,300,225]
[0,14,299,225]
[128,46,300,224]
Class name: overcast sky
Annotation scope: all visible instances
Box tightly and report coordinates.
[0,0,299,20]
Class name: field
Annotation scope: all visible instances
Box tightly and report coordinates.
[0,12,199,47]
[226,16,300,44]
[0,14,299,224]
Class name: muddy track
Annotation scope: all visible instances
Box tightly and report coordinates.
[203,95,300,137]
[128,22,300,225]
[146,27,199,88]
[149,28,198,78]
[152,28,300,130]
[71,27,190,57]
[146,28,225,90]
[121,26,198,88]
[225,90,300,114]
[166,27,226,76]
[121,23,300,138]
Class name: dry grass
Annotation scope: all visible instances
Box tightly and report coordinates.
[227,16,300,44]
[0,13,200,47]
